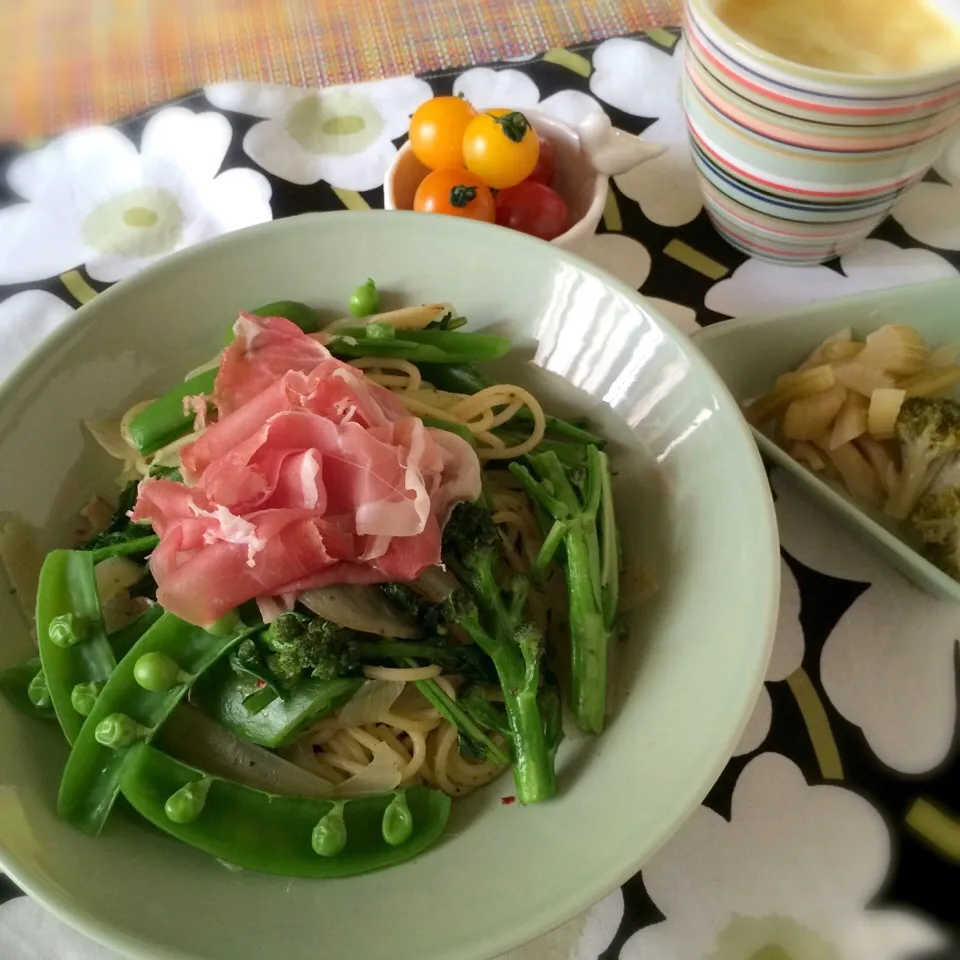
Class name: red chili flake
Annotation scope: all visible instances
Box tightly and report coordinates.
[501,795,516,805]
[255,679,266,688]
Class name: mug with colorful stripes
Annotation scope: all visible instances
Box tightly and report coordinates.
[682,0,960,264]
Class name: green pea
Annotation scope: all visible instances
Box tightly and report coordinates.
[365,321,395,340]
[27,670,51,709]
[312,801,347,857]
[70,681,103,716]
[133,652,189,692]
[48,613,88,648]
[348,278,379,318]
[381,790,413,846]
[95,713,150,749]
[164,777,212,824]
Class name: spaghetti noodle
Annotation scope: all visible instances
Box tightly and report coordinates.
[87,304,582,799]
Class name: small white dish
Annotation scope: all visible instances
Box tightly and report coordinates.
[693,276,960,602]
[383,109,664,247]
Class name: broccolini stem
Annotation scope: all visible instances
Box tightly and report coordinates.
[411,671,509,767]
[597,449,620,628]
[90,535,160,564]
[509,448,617,736]
[455,614,555,803]
[533,519,567,579]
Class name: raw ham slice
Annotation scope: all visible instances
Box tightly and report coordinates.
[134,312,482,626]
[216,314,330,416]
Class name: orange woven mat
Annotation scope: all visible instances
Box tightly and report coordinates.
[0,0,681,140]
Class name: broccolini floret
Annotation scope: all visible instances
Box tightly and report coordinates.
[442,511,557,804]
[261,613,360,683]
[910,477,960,577]
[912,495,960,576]
[886,397,960,520]
[260,610,496,684]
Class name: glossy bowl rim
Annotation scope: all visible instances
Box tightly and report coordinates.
[684,0,960,90]
[0,210,780,960]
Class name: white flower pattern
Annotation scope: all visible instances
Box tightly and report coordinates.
[204,78,433,191]
[590,38,701,227]
[773,470,960,775]
[0,107,272,284]
[705,239,957,317]
[892,128,960,250]
[622,753,946,960]
[453,67,604,127]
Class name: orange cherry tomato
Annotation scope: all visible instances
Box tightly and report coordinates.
[409,97,478,171]
[462,109,540,190]
[413,168,496,222]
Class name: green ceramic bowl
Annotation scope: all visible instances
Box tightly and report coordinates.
[0,211,778,960]
[694,276,960,602]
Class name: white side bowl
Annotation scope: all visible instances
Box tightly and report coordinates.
[384,109,663,248]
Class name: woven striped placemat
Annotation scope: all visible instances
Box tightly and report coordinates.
[0,0,680,139]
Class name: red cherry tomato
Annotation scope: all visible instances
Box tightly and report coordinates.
[495,181,571,241]
[527,135,556,186]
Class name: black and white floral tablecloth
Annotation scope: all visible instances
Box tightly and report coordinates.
[0,28,958,960]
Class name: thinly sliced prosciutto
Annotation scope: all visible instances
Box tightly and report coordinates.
[133,313,481,626]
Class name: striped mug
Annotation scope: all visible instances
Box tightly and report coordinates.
[682,0,960,264]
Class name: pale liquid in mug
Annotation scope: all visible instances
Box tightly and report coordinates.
[714,0,960,74]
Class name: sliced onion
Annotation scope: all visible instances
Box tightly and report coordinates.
[158,706,333,798]
[102,595,152,634]
[80,496,114,535]
[0,514,43,624]
[411,565,459,603]
[95,556,144,606]
[299,584,421,638]
[324,304,450,334]
[334,741,404,797]
[84,419,135,461]
[336,679,405,727]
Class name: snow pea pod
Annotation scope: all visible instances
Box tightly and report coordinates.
[126,369,216,456]
[129,301,319,456]
[57,612,254,834]
[0,657,56,721]
[119,744,452,878]
[194,665,361,749]
[387,329,510,361]
[329,328,510,364]
[0,606,164,725]
[36,550,116,744]
[107,604,165,659]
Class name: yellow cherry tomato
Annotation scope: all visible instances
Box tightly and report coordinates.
[409,97,478,171]
[462,109,540,190]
